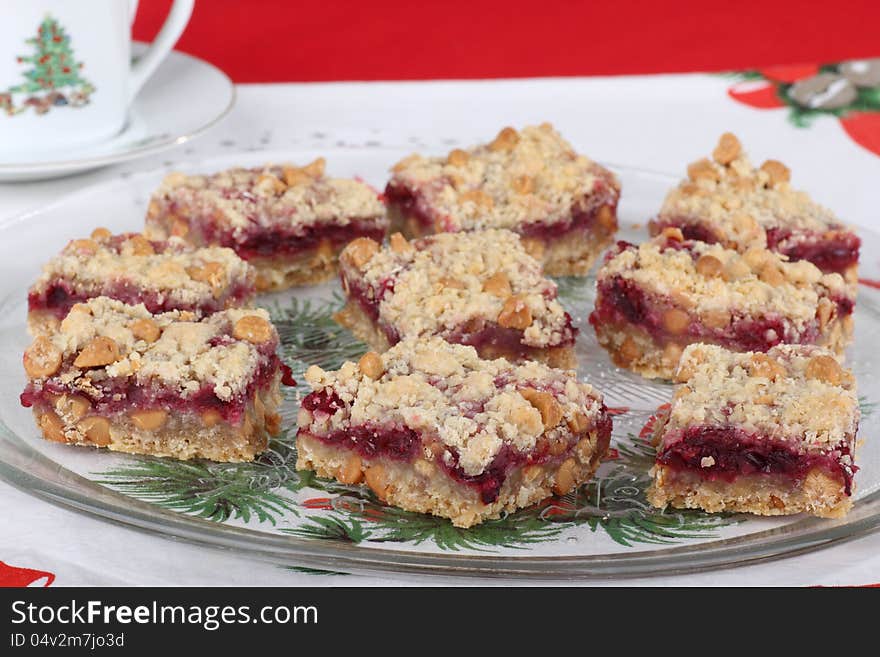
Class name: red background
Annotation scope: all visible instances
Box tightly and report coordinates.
[133,0,880,83]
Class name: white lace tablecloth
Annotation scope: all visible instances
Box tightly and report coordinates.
[3,76,879,587]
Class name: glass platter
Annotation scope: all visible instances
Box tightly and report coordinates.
[1,148,878,580]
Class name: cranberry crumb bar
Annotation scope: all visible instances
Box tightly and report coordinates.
[27,229,255,334]
[649,133,860,282]
[296,338,612,527]
[20,297,282,462]
[335,229,578,368]
[589,230,854,379]
[385,123,621,276]
[145,159,388,291]
[648,343,858,518]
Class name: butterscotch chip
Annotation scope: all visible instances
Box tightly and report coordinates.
[391,154,420,173]
[437,276,466,290]
[702,309,731,329]
[759,262,785,287]
[520,237,545,260]
[365,465,388,498]
[805,354,843,385]
[482,271,512,298]
[130,318,162,343]
[256,173,287,195]
[90,227,112,241]
[460,189,494,209]
[596,205,616,232]
[358,351,385,379]
[77,416,111,446]
[497,295,533,329]
[302,157,326,178]
[761,159,790,186]
[552,458,577,495]
[282,167,311,187]
[57,394,91,421]
[511,175,534,195]
[695,254,723,277]
[661,226,684,242]
[389,232,412,254]
[233,315,274,344]
[567,412,590,434]
[186,261,227,298]
[722,257,751,281]
[202,409,223,427]
[69,239,98,255]
[39,411,67,443]
[749,354,786,380]
[662,309,690,335]
[130,409,168,431]
[128,235,155,256]
[337,453,364,485]
[618,335,642,364]
[687,158,720,182]
[23,336,62,378]
[73,337,120,368]
[731,213,760,239]
[713,132,742,165]
[519,388,563,430]
[488,126,520,152]
[344,237,380,268]
[447,149,469,167]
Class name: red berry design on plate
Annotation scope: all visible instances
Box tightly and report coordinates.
[0,561,55,587]
[727,80,785,109]
[840,112,880,156]
[758,64,820,83]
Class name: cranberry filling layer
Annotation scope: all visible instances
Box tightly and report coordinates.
[28,280,255,320]
[649,218,721,245]
[385,182,618,242]
[650,218,860,275]
[766,227,861,275]
[20,348,280,425]
[589,275,850,353]
[657,425,855,495]
[302,391,612,505]
[341,272,577,352]
[446,316,577,356]
[160,199,387,261]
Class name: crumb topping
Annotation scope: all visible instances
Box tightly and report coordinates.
[598,235,851,327]
[342,229,573,348]
[659,133,852,241]
[30,233,254,305]
[388,123,619,230]
[301,338,604,476]
[153,161,385,234]
[668,343,858,449]
[30,297,276,402]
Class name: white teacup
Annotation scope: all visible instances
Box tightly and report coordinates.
[0,0,193,158]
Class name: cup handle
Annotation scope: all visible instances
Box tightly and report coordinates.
[129,0,195,100]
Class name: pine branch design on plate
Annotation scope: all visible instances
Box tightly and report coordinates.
[95,430,308,524]
[263,291,368,384]
[285,429,737,551]
[95,296,738,550]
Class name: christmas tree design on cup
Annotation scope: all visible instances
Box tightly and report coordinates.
[1,15,95,117]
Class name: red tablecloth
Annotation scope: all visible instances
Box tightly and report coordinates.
[133,0,880,83]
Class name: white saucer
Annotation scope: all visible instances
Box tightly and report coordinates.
[0,44,235,182]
